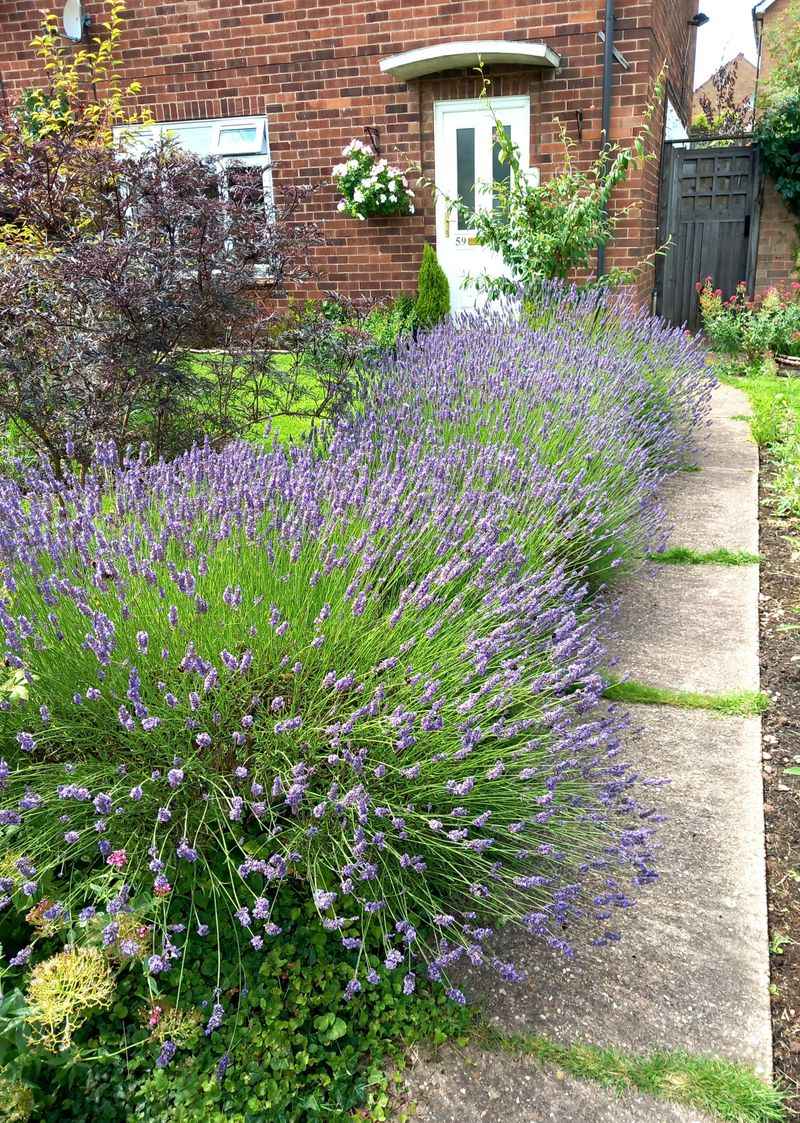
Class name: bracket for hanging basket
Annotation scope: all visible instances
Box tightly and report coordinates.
[364,126,381,156]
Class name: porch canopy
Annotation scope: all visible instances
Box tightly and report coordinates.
[379,39,561,81]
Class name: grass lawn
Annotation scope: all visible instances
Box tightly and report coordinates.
[717,365,800,519]
[188,349,323,447]
[0,353,327,471]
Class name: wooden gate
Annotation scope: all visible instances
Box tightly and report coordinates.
[656,142,761,331]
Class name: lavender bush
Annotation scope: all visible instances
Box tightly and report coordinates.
[0,286,710,1051]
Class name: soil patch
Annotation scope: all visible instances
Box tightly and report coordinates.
[760,458,800,1116]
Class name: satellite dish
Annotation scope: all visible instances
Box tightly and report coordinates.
[62,0,88,41]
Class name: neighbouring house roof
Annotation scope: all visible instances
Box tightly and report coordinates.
[692,52,757,119]
[379,40,561,81]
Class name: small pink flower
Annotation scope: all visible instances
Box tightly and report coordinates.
[153,875,172,897]
[148,1005,163,1028]
[107,849,127,869]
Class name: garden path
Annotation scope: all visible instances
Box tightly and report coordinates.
[405,383,771,1122]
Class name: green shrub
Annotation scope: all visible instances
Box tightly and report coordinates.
[363,295,417,349]
[415,244,450,329]
[756,94,800,217]
[698,279,800,362]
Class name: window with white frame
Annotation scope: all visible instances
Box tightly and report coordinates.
[114,115,274,211]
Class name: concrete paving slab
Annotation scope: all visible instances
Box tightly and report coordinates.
[408,1047,717,1123]
[604,564,760,694]
[662,467,759,554]
[443,705,772,1077]
[692,383,758,474]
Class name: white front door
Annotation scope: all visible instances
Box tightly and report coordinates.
[434,96,531,315]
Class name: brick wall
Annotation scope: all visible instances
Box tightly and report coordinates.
[754,0,798,295]
[0,0,699,301]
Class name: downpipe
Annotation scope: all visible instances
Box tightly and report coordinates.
[597,0,615,280]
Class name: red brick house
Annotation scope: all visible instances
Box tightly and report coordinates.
[0,1,701,309]
[753,0,798,295]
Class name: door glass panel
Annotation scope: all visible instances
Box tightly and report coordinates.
[493,124,511,210]
[456,126,475,230]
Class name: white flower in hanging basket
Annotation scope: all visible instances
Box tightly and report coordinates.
[334,140,415,220]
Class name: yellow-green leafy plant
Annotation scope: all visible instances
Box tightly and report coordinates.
[20,1,145,143]
[144,1002,202,1047]
[0,1,148,251]
[0,670,29,705]
[0,1076,33,1122]
[25,947,115,1051]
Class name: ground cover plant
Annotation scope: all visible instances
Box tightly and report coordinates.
[0,886,472,1121]
[0,284,712,1115]
[486,1029,786,1123]
[714,361,800,522]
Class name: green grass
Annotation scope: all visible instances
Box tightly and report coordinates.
[481,1027,786,1123]
[189,348,321,444]
[717,364,800,520]
[602,679,770,717]
[716,367,800,448]
[648,547,760,567]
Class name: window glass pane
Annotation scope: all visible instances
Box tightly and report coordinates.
[164,124,214,156]
[493,124,511,210]
[456,126,475,230]
[217,125,261,154]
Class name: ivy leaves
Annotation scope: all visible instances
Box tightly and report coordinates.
[756,95,800,218]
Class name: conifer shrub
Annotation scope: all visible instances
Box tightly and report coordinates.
[415,243,451,328]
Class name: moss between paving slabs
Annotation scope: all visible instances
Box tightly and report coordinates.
[603,680,770,717]
[648,547,761,567]
[477,1026,786,1123]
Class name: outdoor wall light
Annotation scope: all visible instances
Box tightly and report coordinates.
[688,13,710,27]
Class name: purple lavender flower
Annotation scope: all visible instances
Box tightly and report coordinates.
[0,285,709,1018]
[156,1040,177,1068]
[204,1002,225,1036]
[9,945,32,968]
[176,839,198,862]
